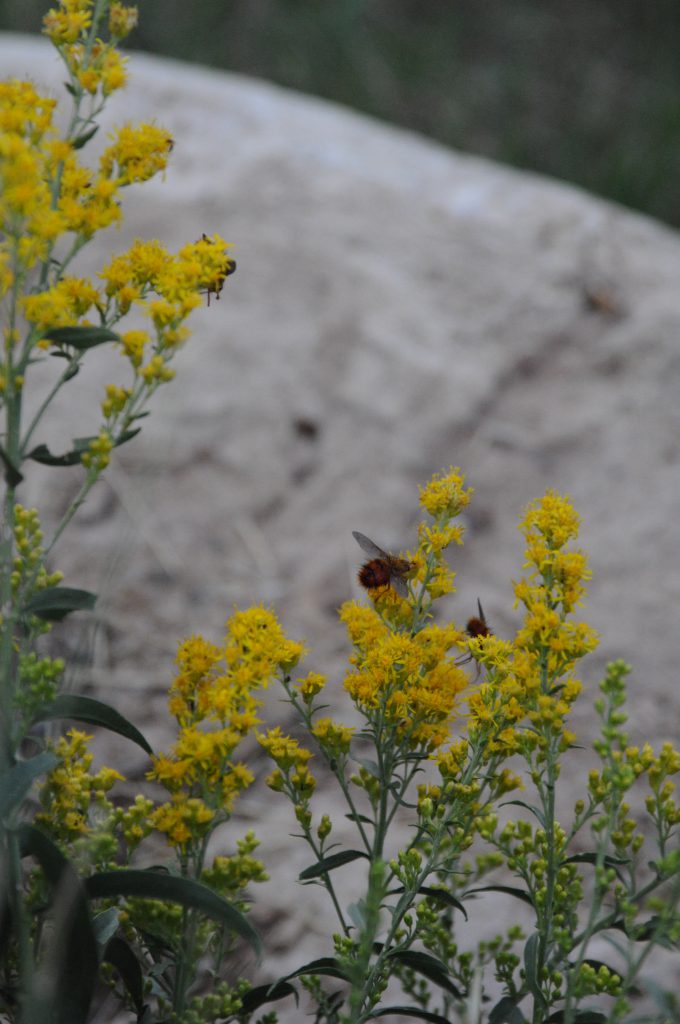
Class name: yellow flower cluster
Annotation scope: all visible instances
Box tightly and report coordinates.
[37,729,124,844]
[419,466,472,519]
[342,611,468,751]
[43,0,136,97]
[258,727,316,798]
[462,490,597,758]
[149,609,304,848]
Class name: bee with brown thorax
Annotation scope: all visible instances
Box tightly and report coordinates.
[455,598,492,674]
[352,531,414,599]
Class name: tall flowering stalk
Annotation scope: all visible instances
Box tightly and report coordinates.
[0,2,238,1020]
[258,474,680,1024]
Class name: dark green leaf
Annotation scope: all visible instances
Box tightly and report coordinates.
[352,755,380,777]
[523,933,546,1010]
[23,586,97,621]
[239,980,297,1015]
[345,812,374,826]
[72,124,99,149]
[368,1006,452,1023]
[489,996,527,1024]
[42,325,120,350]
[37,694,152,755]
[501,799,546,827]
[0,752,58,818]
[64,81,77,97]
[27,436,94,467]
[282,957,350,982]
[386,950,462,999]
[85,870,261,956]
[465,884,534,907]
[17,825,98,1024]
[0,441,23,486]
[114,427,141,448]
[547,1013,607,1023]
[390,885,467,919]
[103,936,145,1014]
[299,849,368,881]
[563,852,630,870]
[93,907,120,948]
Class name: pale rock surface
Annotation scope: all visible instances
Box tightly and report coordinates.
[3,32,680,1010]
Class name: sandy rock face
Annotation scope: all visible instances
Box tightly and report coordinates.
[3,33,680,995]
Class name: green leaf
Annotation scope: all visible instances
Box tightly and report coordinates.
[0,441,23,486]
[85,870,261,956]
[489,995,526,1024]
[27,437,94,467]
[115,426,141,448]
[389,885,467,919]
[92,907,120,949]
[299,849,369,881]
[523,933,547,1010]
[345,811,374,826]
[72,124,99,149]
[23,586,97,621]
[37,694,153,755]
[103,936,146,1015]
[465,884,534,907]
[239,980,298,1015]
[368,1007,452,1023]
[563,852,630,875]
[282,956,350,982]
[0,752,58,818]
[547,1012,607,1023]
[42,325,121,350]
[17,825,99,1024]
[501,799,546,827]
[386,950,462,999]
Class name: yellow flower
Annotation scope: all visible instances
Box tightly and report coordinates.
[419,467,472,518]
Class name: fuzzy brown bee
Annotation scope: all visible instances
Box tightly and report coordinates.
[353,531,414,599]
[456,599,492,667]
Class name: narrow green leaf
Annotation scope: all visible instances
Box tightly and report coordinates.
[239,980,297,1015]
[282,956,350,982]
[352,755,380,777]
[465,884,533,907]
[24,585,97,621]
[523,933,546,1010]
[42,325,120,350]
[0,752,58,818]
[368,1006,452,1023]
[0,441,23,486]
[345,811,374,826]
[563,851,630,870]
[103,936,146,1014]
[114,427,141,448]
[72,124,98,149]
[389,885,467,919]
[299,849,368,881]
[85,870,261,956]
[92,907,120,949]
[501,799,546,827]
[489,995,527,1024]
[37,694,153,755]
[386,950,462,999]
[27,436,94,467]
[18,825,98,1024]
[547,1012,607,1023]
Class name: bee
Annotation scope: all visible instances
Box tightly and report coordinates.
[455,599,492,668]
[352,531,414,599]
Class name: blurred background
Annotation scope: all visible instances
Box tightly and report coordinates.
[2,0,680,227]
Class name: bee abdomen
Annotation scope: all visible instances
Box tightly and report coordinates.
[358,559,390,590]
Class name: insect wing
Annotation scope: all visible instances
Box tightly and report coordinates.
[390,573,409,599]
[352,531,388,559]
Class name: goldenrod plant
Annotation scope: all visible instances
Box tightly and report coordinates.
[1,3,679,1024]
